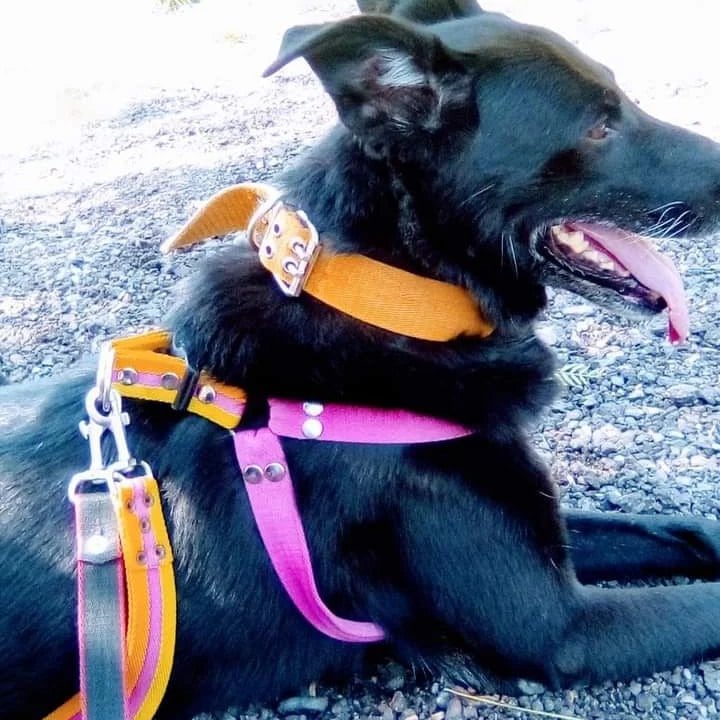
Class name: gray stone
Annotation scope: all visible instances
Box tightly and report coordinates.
[666,383,700,406]
[701,663,720,693]
[278,698,329,715]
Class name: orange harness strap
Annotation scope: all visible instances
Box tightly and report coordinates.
[162,183,494,341]
[109,330,247,429]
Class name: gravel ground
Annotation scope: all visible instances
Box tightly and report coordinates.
[2,2,720,719]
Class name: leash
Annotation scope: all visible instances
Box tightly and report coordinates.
[48,182,490,719]
[47,379,176,720]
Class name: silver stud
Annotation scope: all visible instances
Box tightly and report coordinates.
[139,518,151,534]
[136,551,147,565]
[84,534,110,557]
[197,385,216,403]
[117,367,138,385]
[264,462,286,481]
[155,544,166,559]
[302,417,323,439]
[161,372,179,390]
[243,464,264,483]
[302,402,324,417]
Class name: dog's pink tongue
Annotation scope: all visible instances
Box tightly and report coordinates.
[569,222,689,343]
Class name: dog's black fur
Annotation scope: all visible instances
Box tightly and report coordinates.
[3,2,720,718]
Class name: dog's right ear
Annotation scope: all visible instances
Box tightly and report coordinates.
[358,0,483,23]
[264,16,471,155]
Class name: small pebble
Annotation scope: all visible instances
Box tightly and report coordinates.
[277,697,328,715]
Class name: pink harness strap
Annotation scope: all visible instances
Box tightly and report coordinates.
[234,428,385,642]
[131,361,473,642]
[268,399,473,444]
[234,401,472,643]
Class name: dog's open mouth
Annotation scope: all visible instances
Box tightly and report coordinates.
[542,222,689,343]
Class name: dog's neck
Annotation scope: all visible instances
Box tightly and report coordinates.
[168,128,558,427]
[280,127,548,329]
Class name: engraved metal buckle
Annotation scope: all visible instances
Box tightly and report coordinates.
[247,198,321,298]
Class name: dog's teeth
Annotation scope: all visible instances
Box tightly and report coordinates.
[554,228,589,254]
[584,249,605,264]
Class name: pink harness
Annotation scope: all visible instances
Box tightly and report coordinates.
[235,399,474,642]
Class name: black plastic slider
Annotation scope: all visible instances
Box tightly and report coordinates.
[172,365,200,412]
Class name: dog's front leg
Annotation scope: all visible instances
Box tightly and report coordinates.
[563,509,720,583]
[397,440,720,689]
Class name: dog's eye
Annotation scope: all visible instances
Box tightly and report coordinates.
[587,120,609,141]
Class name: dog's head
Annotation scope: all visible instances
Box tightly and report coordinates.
[267,0,720,342]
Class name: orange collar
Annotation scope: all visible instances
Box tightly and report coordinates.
[161,183,494,342]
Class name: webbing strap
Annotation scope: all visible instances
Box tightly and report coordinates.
[161,183,494,342]
[234,428,385,643]
[117,475,176,720]
[74,491,127,720]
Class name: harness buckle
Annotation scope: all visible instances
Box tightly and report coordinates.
[170,364,200,412]
[247,198,321,297]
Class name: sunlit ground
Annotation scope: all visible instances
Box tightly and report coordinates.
[0,0,719,156]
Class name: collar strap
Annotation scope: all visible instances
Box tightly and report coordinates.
[161,183,494,342]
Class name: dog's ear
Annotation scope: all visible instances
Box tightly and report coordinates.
[358,0,483,23]
[264,16,471,154]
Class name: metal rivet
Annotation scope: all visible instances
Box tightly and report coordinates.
[84,534,110,557]
[243,464,264,484]
[272,222,282,236]
[197,385,216,403]
[117,367,138,386]
[291,238,307,257]
[143,493,154,507]
[125,500,134,511]
[264,462,286,482]
[302,417,323,439]
[155,544,166,559]
[161,372,179,390]
[282,257,300,276]
[136,551,147,565]
[302,402,324,417]
[139,518,151,533]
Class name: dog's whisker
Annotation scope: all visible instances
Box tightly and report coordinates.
[459,184,495,208]
[647,201,687,225]
[657,210,693,238]
[502,232,519,278]
[665,223,692,239]
[642,215,678,237]
[647,201,685,215]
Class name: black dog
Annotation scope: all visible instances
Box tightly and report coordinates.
[3,1,720,718]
